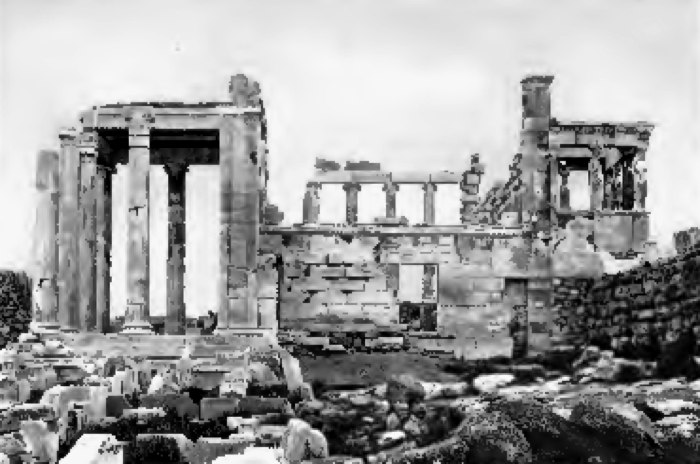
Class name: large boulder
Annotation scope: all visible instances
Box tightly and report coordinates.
[486,396,617,463]
[656,329,700,380]
[473,373,515,394]
[456,409,532,464]
[19,420,58,463]
[654,414,700,463]
[281,418,329,463]
[574,351,650,384]
[386,374,426,404]
[569,397,664,462]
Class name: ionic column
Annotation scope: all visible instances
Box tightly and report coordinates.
[31,150,60,333]
[589,147,604,211]
[95,165,113,334]
[302,182,321,224]
[423,182,436,225]
[343,182,361,225]
[558,165,570,210]
[57,129,81,332]
[219,114,262,330]
[122,109,153,334]
[78,132,98,331]
[383,182,398,219]
[165,162,188,335]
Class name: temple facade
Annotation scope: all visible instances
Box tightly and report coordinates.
[31,74,654,358]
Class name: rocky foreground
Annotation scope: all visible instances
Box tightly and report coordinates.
[289,354,700,463]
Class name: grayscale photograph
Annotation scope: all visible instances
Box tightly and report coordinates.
[0,0,699,462]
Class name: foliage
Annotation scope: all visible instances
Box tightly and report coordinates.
[0,270,32,350]
[124,435,182,463]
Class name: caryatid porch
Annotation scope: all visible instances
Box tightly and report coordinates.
[31,75,268,335]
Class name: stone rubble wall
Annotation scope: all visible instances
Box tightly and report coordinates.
[551,245,700,357]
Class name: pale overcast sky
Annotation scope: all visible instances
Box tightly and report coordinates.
[1,0,698,317]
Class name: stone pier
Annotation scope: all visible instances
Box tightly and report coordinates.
[165,162,188,335]
[32,150,60,333]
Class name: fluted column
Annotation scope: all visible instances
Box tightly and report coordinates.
[383,182,398,219]
[165,162,188,335]
[122,109,153,334]
[302,182,321,224]
[78,132,98,331]
[58,129,81,332]
[343,182,361,225]
[95,165,113,334]
[32,150,60,333]
[423,182,436,225]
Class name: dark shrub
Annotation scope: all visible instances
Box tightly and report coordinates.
[0,270,32,350]
[125,435,182,463]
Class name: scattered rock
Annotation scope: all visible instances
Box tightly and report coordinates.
[656,329,700,381]
[386,374,426,404]
[473,373,515,393]
[457,409,532,464]
[281,418,329,464]
[655,414,700,463]
[376,430,406,450]
[646,399,700,417]
[386,412,401,431]
[572,345,601,371]
[402,415,425,439]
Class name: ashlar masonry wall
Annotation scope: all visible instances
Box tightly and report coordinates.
[259,230,555,359]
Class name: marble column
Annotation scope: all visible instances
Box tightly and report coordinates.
[219,114,262,330]
[589,147,604,211]
[95,164,113,334]
[78,132,98,331]
[57,129,81,332]
[383,182,398,219]
[122,110,153,334]
[423,182,436,225]
[32,150,60,333]
[302,182,321,224]
[559,165,570,210]
[165,162,188,335]
[343,182,361,225]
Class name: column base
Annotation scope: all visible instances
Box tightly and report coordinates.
[29,321,61,335]
[120,321,154,335]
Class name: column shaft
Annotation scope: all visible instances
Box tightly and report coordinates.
[219,115,262,330]
[78,132,98,331]
[32,150,60,332]
[633,153,647,210]
[123,110,153,334]
[421,264,437,302]
[589,148,604,211]
[383,182,398,219]
[58,129,80,332]
[423,183,436,225]
[344,183,361,225]
[165,163,187,335]
[95,165,112,334]
[559,166,570,210]
[302,182,320,224]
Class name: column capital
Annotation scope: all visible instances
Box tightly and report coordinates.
[422,182,437,192]
[96,164,117,175]
[382,182,399,193]
[306,181,322,190]
[163,161,190,177]
[342,182,362,192]
[59,128,78,144]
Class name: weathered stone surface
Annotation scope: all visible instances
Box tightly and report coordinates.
[473,373,515,393]
[569,397,663,462]
[457,409,532,464]
[282,418,328,463]
[386,374,426,403]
